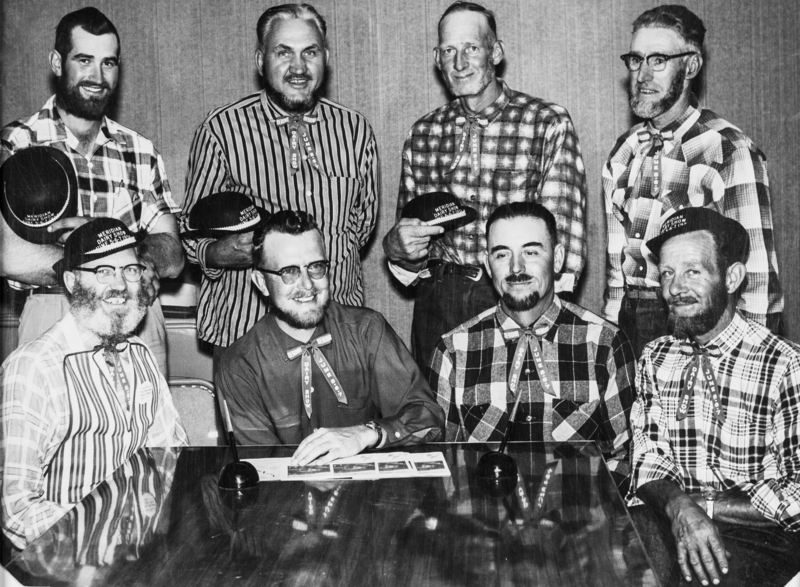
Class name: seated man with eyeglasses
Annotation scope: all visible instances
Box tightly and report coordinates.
[216,210,444,464]
[1,218,187,551]
[602,4,783,357]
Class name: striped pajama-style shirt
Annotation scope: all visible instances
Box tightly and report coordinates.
[0,313,187,550]
[181,91,378,347]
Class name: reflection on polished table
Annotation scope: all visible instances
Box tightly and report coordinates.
[3,442,657,586]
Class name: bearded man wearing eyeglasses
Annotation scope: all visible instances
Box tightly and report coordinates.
[0,218,187,551]
[215,210,443,465]
[602,4,783,357]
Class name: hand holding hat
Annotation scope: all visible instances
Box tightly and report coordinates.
[400,191,478,232]
[184,192,269,238]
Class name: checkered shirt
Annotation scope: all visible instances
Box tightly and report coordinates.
[430,297,636,476]
[602,104,783,328]
[396,81,586,284]
[628,312,800,531]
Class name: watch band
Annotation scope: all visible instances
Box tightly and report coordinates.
[364,420,383,450]
[702,488,717,519]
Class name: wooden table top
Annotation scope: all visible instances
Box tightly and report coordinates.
[3,442,657,586]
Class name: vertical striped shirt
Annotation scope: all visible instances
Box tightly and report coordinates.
[181,91,378,347]
[0,313,187,550]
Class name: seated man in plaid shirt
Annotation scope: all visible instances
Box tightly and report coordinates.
[628,208,800,587]
[429,202,636,488]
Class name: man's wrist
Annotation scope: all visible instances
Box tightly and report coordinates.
[363,420,383,450]
[389,257,427,273]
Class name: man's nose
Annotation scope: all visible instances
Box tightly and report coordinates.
[510,253,525,274]
[636,61,653,83]
[290,53,307,73]
[453,49,468,71]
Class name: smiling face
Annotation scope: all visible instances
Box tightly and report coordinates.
[53,26,119,121]
[484,216,564,324]
[435,10,503,111]
[65,248,150,346]
[252,229,331,336]
[257,18,328,114]
[627,26,695,128]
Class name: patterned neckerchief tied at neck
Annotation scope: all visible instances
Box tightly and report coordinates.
[287,333,348,419]
[276,113,321,174]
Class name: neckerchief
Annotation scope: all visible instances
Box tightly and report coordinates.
[287,333,348,419]
[502,326,559,398]
[276,114,321,174]
[637,128,674,198]
[448,114,489,176]
[677,338,725,423]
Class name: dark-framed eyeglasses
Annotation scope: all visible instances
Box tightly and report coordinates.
[71,264,147,284]
[620,51,696,72]
[257,260,330,285]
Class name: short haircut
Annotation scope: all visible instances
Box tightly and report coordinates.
[256,3,327,49]
[55,7,120,58]
[253,209,322,267]
[438,2,497,44]
[485,202,558,249]
[632,4,706,51]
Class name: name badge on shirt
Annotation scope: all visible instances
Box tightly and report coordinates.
[138,382,154,404]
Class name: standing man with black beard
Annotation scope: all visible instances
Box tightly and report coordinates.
[602,4,783,357]
[182,3,378,358]
[0,7,184,376]
[0,218,187,551]
[429,202,636,488]
[628,207,800,587]
[215,211,442,465]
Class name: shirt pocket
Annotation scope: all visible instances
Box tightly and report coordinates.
[551,398,601,442]
[459,403,507,442]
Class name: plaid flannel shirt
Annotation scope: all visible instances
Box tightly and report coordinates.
[396,81,586,287]
[602,104,783,327]
[628,312,800,531]
[430,298,636,477]
[0,313,187,550]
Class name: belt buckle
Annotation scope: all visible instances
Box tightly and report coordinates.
[465,266,482,282]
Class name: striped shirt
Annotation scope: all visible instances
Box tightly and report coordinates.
[602,104,783,328]
[395,81,586,289]
[181,91,378,347]
[628,312,800,531]
[0,313,187,550]
[429,298,636,478]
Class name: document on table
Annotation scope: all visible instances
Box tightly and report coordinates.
[244,451,451,482]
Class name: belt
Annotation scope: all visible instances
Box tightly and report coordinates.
[31,285,69,296]
[624,286,660,300]
[422,259,483,281]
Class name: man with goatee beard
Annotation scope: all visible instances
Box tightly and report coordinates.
[0,7,185,377]
[627,207,800,587]
[182,3,378,359]
[602,4,783,358]
[216,211,442,465]
[429,202,636,490]
[0,218,187,551]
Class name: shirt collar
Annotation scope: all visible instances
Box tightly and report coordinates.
[643,101,700,139]
[260,90,322,123]
[688,311,748,356]
[454,79,511,125]
[494,295,562,342]
[269,312,330,362]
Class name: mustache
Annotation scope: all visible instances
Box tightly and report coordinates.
[102,288,131,301]
[284,73,312,82]
[292,288,319,299]
[505,273,533,284]
[79,81,111,91]
[669,295,699,306]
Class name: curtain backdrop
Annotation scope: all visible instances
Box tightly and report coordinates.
[2,0,798,342]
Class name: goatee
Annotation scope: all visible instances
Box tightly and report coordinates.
[502,291,541,313]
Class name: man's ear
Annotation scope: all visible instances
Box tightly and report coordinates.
[553,243,565,274]
[685,52,703,80]
[49,50,63,77]
[251,270,270,298]
[433,47,442,71]
[491,39,505,66]
[63,270,76,294]
[254,48,265,75]
[483,252,492,279]
[724,261,746,294]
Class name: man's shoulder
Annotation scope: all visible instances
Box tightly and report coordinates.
[440,306,497,345]
[2,319,71,373]
[1,100,56,146]
[741,316,800,363]
[317,97,374,129]
[408,99,459,131]
[201,92,264,126]
[606,123,646,162]
[326,301,386,331]
[104,116,159,151]
[558,300,631,346]
[692,108,761,151]
[504,88,573,122]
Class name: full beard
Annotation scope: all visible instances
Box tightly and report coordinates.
[55,75,114,121]
[271,289,331,330]
[629,64,686,120]
[264,69,322,115]
[667,279,729,340]
[70,280,151,346]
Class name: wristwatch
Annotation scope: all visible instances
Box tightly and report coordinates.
[702,488,717,519]
[364,420,384,450]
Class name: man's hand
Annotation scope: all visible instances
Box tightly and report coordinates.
[382,218,444,271]
[139,259,160,305]
[205,231,254,269]
[668,494,729,585]
[290,425,378,466]
[48,216,91,244]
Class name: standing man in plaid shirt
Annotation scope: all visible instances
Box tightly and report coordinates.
[429,203,635,488]
[384,1,587,371]
[603,5,783,357]
[628,208,800,586]
[0,7,184,375]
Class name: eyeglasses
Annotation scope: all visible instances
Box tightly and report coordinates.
[72,264,147,284]
[620,51,696,72]
[258,260,330,285]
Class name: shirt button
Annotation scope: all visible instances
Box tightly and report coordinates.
[470,195,476,201]
[526,416,532,422]
[525,368,530,375]
[639,266,644,271]
[87,162,94,169]
[394,431,400,438]
[306,190,313,197]
[635,232,641,238]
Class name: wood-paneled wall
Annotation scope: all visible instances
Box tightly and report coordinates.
[2,0,798,342]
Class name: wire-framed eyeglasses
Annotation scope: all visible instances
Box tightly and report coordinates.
[72,264,147,284]
[620,51,696,72]
[258,260,330,285]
